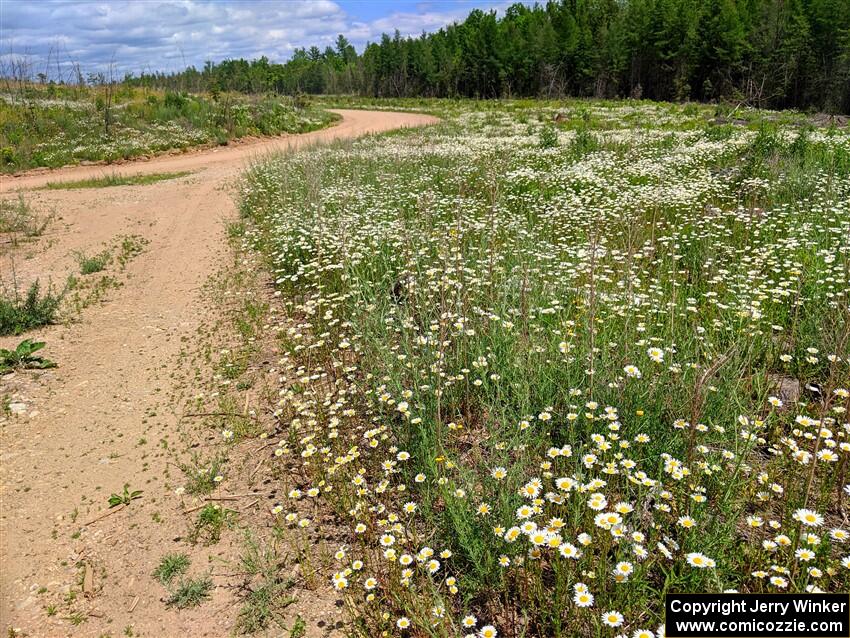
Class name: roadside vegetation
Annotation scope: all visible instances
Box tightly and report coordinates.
[226,99,850,636]
[0,84,338,173]
[43,171,192,190]
[0,195,52,237]
[153,220,319,631]
[0,198,149,335]
[0,281,63,336]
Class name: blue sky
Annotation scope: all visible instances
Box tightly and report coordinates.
[0,0,515,80]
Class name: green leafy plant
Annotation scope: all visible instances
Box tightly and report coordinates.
[569,108,598,157]
[189,503,236,545]
[117,235,148,268]
[107,484,143,508]
[289,616,306,638]
[0,339,57,374]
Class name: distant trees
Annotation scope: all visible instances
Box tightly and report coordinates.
[126,0,850,112]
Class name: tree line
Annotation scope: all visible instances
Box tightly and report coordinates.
[127,0,850,112]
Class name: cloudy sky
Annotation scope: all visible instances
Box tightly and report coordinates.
[1,0,513,79]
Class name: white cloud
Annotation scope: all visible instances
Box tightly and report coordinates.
[0,0,517,80]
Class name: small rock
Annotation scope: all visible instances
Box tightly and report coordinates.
[9,403,27,415]
[18,595,36,609]
[768,374,801,405]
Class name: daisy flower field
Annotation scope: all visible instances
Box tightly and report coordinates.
[235,99,850,637]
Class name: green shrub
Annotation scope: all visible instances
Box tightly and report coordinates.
[163,91,189,110]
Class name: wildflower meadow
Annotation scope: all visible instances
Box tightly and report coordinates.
[237,101,849,637]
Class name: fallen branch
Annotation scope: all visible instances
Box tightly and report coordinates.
[208,492,267,499]
[181,411,260,422]
[250,458,265,479]
[239,498,260,512]
[84,504,125,526]
[183,503,208,514]
[182,492,269,513]
[82,563,94,596]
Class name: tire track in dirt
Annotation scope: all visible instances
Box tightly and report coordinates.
[0,109,438,636]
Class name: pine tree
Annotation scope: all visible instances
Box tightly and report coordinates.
[132,0,850,112]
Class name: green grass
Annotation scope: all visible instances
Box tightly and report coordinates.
[235,584,295,634]
[165,576,212,609]
[180,453,227,496]
[234,533,296,634]
[43,171,192,190]
[76,250,111,275]
[152,553,191,585]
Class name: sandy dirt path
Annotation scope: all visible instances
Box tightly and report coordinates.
[0,109,437,637]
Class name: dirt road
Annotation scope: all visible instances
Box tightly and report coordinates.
[0,109,437,636]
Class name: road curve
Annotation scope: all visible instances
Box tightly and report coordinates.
[0,109,439,192]
[0,108,436,635]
